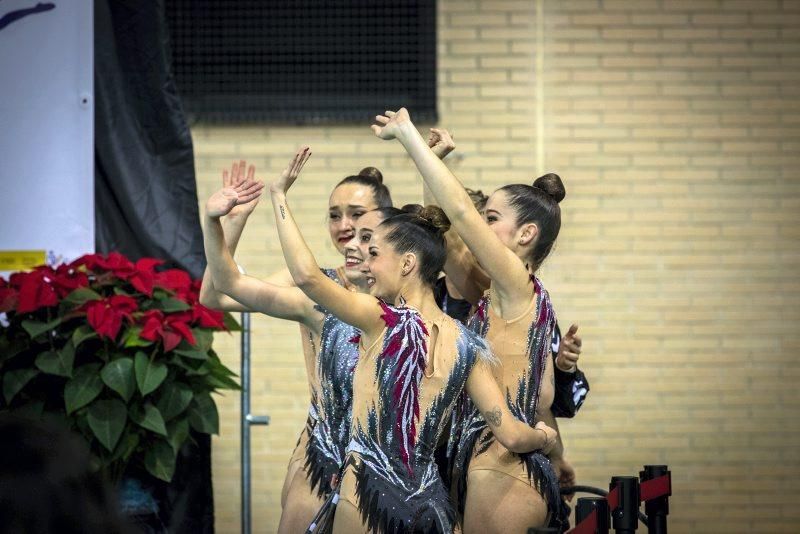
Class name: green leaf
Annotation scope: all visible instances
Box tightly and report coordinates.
[144,440,176,482]
[71,325,97,349]
[156,298,191,312]
[61,287,102,309]
[123,327,152,348]
[35,344,75,377]
[156,384,194,421]
[188,393,219,435]
[22,317,63,339]
[208,354,238,378]
[191,329,214,353]
[100,358,136,402]
[134,351,167,396]
[131,404,167,436]
[153,289,170,300]
[109,431,140,464]
[0,337,29,363]
[223,312,241,332]
[173,348,208,360]
[87,399,127,452]
[64,364,103,414]
[166,418,190,453]
[207,375,241,391]
[2,369,39,404]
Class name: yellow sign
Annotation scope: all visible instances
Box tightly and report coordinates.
[0,251,47,271]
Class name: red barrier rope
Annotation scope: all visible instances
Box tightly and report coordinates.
[565,474,671,533]
[568,509,597,534]
[639,474,671,502]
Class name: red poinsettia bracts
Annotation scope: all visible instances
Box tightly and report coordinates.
[153,268,226,330]
[0,278,17,313]
[50,264,89,297]
[140,310,196,352]
[14,268,59,314]
[192,304,226,330]
[72,253,163,296]
[82,295,138,340]
[154,268,193,299]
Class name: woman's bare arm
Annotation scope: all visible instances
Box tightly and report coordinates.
[466,361,557,454]
[373,109,533,316]
[269,147,385,338]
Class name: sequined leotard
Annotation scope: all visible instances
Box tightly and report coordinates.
[305,303,360,497]
[287,268,354,494]
[453,276,562,523]
[323,301,493,533]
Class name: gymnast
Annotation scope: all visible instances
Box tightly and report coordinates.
[200,160,391,532]
[266,147,558,532]
[373,108,575,532]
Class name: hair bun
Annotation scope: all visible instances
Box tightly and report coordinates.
[358,166,383,184]
[400,203,423,215]
[417,205,451,235]
[532,173,566,203]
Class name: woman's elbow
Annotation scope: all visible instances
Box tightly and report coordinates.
[498,426,536,454]
[292,269,321,292]
[198,290,216,308]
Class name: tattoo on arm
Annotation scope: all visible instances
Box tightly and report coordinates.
[483,406,502,427]
[551,374,555,386]
[279,205,286,220]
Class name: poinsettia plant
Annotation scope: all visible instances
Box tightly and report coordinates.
[0,252,239,483]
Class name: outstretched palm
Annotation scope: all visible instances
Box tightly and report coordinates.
[270,146,312,194]
[206,179,264,218]
[223,160,260,217]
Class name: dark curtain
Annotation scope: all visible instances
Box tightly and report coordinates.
[94,1,213,532]
[94,0,205,279]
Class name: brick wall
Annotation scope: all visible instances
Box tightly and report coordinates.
[191,1,800,532]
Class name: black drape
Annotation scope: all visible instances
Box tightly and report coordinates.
[94,1,212,532]
[94,0,205,279]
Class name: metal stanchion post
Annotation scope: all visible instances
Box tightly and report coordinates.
[610,476,640,534]
[240,310,270,534]
[639,465,670,534]
[575,497,611,534]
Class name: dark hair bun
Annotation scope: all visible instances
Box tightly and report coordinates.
[358,166,383,184]
[533,173,566,203]
[400,203,423,215]
[418,205,451,235]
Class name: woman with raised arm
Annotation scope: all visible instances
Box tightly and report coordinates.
[199,161,393,518]
[202,159,383,533]
[373,108,574,532]
[424,129,589,422]
[270,147,558,533]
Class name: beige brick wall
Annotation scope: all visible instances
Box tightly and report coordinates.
[192,1,800,532]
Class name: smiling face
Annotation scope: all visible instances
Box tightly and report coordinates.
[343,209,385,289]
[328,183,379,255]
[362,225,406,302]
[483,189,524,251]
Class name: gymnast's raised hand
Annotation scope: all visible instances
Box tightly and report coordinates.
[270,145,312,195]
[206,172,265,219]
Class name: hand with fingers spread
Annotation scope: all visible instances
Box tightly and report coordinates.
[206,177,265,219]
[428,127,456,160]
[534,420,559,454]
[556,324,582,373]
[224,160,260,218]
[370,108,414,141]
[270,146,312,195]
